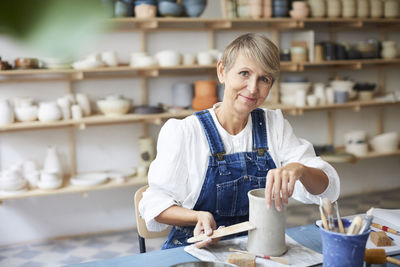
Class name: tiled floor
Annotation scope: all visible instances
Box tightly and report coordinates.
[1,187,399,267]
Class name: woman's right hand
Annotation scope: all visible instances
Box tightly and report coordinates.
[194,211,219,248]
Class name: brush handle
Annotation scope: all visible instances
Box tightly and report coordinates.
[320,207,329,230]
[347,216,363,235]
[372,223,400,235]
[337,218,345,233]
[387,256,400,266]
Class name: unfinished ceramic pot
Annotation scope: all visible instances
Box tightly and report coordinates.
[247,188,287,256]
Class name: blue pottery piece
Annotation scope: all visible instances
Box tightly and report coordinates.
[273,6,288,17]
[184,3,206,17]
[158,1,183,16]
[135,0,157,6]
[114,1,133,17]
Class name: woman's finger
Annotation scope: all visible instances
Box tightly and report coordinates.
[288,175,297,197]
[281,171,289,205]
[193,222,203,236]
[265,171,274,209]
[273,173,282,211]
[195,238,212,249]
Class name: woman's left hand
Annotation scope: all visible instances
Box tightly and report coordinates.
[264,163,305,211]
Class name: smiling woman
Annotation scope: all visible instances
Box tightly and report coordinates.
[139,33,340,250]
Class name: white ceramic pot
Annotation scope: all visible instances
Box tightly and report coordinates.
[0,99,15,125]
[43,146,63,176]
[15,105,38,122]
[71,105,83,120]
[183,53,196,66]
[327,0,341,17]
[326,87,335,104]
[247,189,286,256]
[384,0,399,18]
[197,51,214,66]
[38,102,62,122]
[76,93,91,116]
[14,97,34,108]
[97,98,131,116]
[370,0,384,18]
[370,132,399,153]
[101,51,118,67]
[0,169,26,191]
[307,94,318,107]
[381,41,398,59]
[357,0,370,18]
[57,97,71,120]
[295,90,306,107]
[155,50,181,67]
[345,130,368,156]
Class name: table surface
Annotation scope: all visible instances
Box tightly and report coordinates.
[70,224,400,267]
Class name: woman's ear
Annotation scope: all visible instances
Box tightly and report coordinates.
[216,61,225,84]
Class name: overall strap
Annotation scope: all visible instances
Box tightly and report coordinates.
[251,109,269,171]
[195,110,226,160]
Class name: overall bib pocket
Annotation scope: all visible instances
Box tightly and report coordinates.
[216,175,266,217]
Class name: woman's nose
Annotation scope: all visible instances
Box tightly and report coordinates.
[248,76,258,93]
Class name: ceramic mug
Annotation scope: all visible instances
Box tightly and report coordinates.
[101,51,118,67]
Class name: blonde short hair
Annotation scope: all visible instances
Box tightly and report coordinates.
[220,33,280,83]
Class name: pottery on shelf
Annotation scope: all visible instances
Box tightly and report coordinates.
[370,132,399,153]
[158,1,183,17]
[76,93,91,117]
[101,51,118,67]
[0,99,15,126]
[15,104,38,122]
[384,0,399,18]
[192,80,218,110]
[381,41,398,59]
[43,146,63,177]
[38,101,62,122]
[97,95,132,116]
[138,136,155,168]
[155,50,181,67]
[370,0,383,18]
[172,82,194,108]
[135,1,157,18]
[345,130,368,156]
[57,97,72,120]
[182,0,207,17]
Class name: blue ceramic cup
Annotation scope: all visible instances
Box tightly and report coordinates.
[320,221,370,267]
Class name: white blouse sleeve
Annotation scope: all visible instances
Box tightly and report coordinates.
[139,119,190,232]
[272,110,340,204]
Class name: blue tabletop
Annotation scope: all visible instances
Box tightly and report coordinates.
[70,224,400,267]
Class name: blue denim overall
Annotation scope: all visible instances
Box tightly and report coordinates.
[162,108,277,249]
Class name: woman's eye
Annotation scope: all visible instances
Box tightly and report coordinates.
[239,71,249,77]
[260,76,272,84]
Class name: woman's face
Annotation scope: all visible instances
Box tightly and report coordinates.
[217,53,273,115]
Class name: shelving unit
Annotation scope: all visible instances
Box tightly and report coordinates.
[1,16,399,201]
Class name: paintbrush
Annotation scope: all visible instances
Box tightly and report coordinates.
[322,198,335,231]
[335,201,345,233]
[347,215,363,235]
[319,198,329,230]
[229,248,290,265]
[359,207,374,234]
[372,222,400,236]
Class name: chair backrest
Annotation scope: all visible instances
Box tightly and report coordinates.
[134,185,171,239]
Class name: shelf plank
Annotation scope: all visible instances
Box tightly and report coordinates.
[0,176,148,201]
[321,149,400,163]
[1,59,399,79]
[107,17,400,31]
[1,100,399,132]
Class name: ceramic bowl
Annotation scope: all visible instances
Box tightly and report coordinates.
[37,178,62,190]
[133,105,164,114]
[158,1,183,16]
[370,132,399,153]
[155,50,181,67]
[0,176,26,191]
[97,98,132,117]
[15,105,38,122]
[183,3,207,17]
[70,173,108,186]
[280,82,311,95]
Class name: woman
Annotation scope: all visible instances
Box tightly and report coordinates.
[139,33,340,249]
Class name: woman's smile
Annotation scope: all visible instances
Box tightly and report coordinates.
[239,94,256,102]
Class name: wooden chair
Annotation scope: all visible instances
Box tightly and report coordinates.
[134,185,171,253]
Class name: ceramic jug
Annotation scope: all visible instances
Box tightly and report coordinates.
[0,99,15,125]
[43,146,63,176]
[247,189,287,256]
[138,136,155,168]
[38,102,62,122]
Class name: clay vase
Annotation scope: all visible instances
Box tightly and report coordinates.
[0,99,15,126]
[247,188,287,256]
[43,146,63,177]
[138,136,155,168]
[192,80,218,111]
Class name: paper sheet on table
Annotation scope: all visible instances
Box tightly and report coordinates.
[184,235,322,267]
[316,209,400,256]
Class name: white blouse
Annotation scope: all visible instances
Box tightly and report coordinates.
[139,105,340,232]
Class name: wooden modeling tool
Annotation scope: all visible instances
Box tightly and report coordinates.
[322,198,335,231]
[347,215,363,235]
[365,249,400,266]
[187,221,255,243]
[319,198,329,230]
[229,248,290,265]
[335,201,345,233]
[372,222,400,235]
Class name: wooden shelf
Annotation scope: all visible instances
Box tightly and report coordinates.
[321,148,400,163]
[1,100,398,132]
[0,176,148,201]
[0,110,194,132]
[1,59,400,81]
[107,17,400,31]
